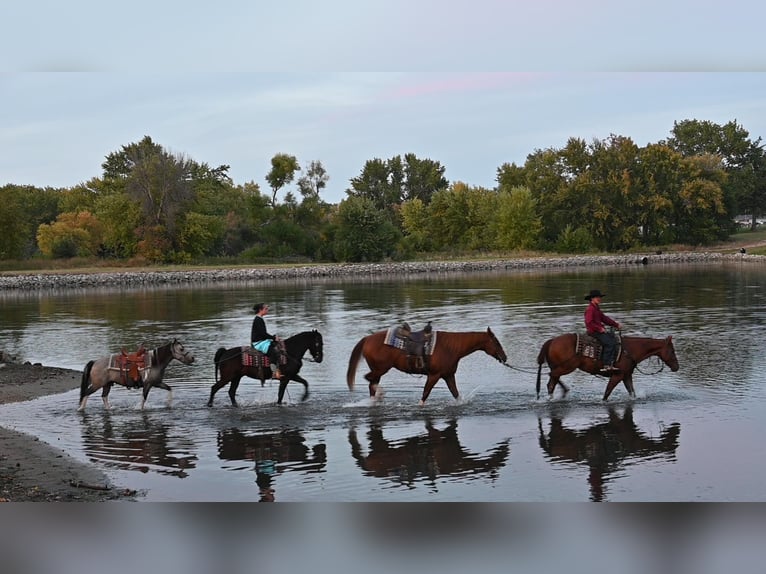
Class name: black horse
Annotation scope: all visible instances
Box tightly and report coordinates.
[208,330,323,407]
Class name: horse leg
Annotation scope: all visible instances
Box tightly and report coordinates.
[278,374,309,404]
[228,376,242,407]
[419,374,442,406]
[364,371,386,399]
[143,381,172,409]
[101,383,113,410]
[208,377,230,407]
[546,372,569,400]
[78,385,98,411]
[602,374,624,401]
[444,374,459,400]
[622,372,636,398]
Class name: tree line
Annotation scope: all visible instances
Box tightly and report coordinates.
[1,119,764,264]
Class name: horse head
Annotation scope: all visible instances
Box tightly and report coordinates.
[309,329,324,363]
[485,327,508,364]
[661,336,679,372]
[171,338,195,365]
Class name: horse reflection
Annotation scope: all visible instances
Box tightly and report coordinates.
[349,419,510,487]
[79,412,198,478]
[538,406,681,501]
[217,428,327,502]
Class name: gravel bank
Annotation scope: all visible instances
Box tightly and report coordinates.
[0,252,759,291]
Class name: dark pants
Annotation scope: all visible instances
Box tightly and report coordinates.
[591,332,617,365]
[267,341,280,366]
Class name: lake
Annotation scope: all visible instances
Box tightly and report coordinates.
[1,260,765,501]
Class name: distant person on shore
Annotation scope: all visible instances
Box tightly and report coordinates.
[251,303,281,378]
[584,289,621,372]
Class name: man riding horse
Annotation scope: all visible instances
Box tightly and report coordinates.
[584,289,621,372]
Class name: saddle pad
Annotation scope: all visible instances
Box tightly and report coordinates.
[241,345,286,368]
[576,334,600,359]
[383,328,437,355]
[242,347,270,368]
[384,327,406,350]
[575,334,621,361]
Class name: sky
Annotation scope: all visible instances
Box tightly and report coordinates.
[2,1,765,205]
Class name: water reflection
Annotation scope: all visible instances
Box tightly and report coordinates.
[538,406,681,501]
[348,418,510,488]
[216,428,327,502]
[79,412,198,478]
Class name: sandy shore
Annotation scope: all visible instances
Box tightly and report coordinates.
[0,363,136,502]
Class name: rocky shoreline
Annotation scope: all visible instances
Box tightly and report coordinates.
[0,251,758,291]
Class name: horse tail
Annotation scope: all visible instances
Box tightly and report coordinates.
[80,360,94,400]
[346,336,366,391]
[536,339,551,399]
[214,347,227,384]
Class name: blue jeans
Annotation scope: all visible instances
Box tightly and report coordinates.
[591,332,616,365]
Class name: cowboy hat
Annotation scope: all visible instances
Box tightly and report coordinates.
[584,289,605,300]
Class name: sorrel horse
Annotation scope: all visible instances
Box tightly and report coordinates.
[346,327,508,405]
[536,334,679,401]
[78,338,195,411]
[208,329,323,407]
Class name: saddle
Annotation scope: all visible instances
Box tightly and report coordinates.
[115,344,147,387]
[390,321,434,371]
[576,332,622,364]
[242,340,287,371]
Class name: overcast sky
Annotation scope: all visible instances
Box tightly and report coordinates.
[2,1,765,204]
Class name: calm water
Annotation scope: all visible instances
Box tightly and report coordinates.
[1,261,765,501]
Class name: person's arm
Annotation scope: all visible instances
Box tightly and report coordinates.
[602,312,620,330]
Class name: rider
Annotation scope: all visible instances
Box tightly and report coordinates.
[251,303,282,378]
[584,289,621,372]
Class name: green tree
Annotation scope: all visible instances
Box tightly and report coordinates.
[496,162,527,190]
[672,154,727,244]
[402,153,449,203]
[347,158,401,213]
[400,198,431,252]
[493,186,542,250]
[102,136,196,254]
[93,192,142,258]
[666,119,760,231]
[265,153,300,208]
[297,160,329,199]
[36,211,103,258]
[333,196,399,262]
[634,144,683,245]
[0,185,31,259]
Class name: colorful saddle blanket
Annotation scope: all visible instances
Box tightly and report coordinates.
[241,340,287,368]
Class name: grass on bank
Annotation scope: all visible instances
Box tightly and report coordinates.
[2,229,766,275]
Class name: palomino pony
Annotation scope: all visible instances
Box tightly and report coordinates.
[208,329,323,407]
[78,338,195,411]
[347,327,508,405]
[536,334,679,401]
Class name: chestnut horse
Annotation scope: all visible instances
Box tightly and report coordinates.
[347,327,508,405]
[536,334,679,401]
